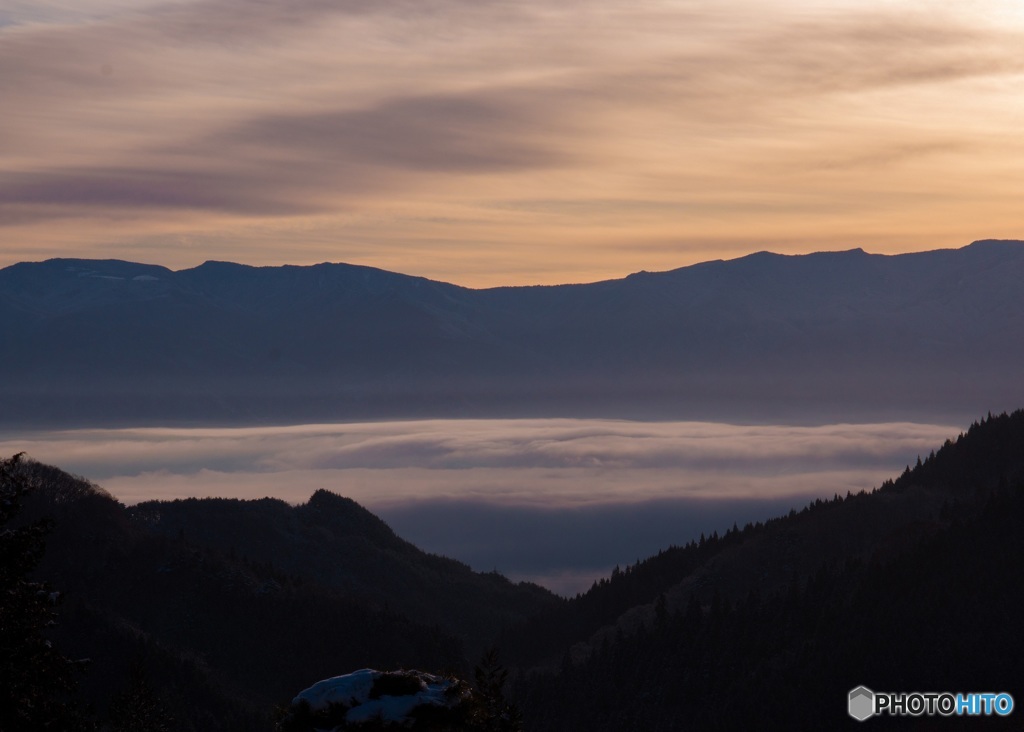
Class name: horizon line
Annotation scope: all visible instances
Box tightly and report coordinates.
[4,238,1021,291]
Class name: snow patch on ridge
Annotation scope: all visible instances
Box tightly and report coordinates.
[292,669,469,727]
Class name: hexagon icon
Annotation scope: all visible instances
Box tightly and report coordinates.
[849,686,875,721]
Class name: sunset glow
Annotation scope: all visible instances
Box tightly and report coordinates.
[3,0,1023,285]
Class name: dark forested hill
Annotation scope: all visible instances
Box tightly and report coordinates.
[3,240,1024,426]
[510,410,1024,730]
[11,463,558,731]
[129,489,556,654]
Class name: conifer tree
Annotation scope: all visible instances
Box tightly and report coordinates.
[0,454,90,730]
[472,648,522,732]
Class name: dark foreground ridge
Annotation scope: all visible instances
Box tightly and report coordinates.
[510,409,1024,729]
[4,464,556,730]
[4,409,1024,730]
[3,240,1024,426]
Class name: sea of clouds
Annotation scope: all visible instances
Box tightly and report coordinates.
[2,418,959,594]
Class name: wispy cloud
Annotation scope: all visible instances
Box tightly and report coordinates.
[3,419,958,505]
[213,93,574,175]
[4,0,1024,284]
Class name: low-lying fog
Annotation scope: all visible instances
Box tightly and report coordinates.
[2,419,958,595]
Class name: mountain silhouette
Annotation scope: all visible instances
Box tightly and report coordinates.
[510,409,1024,729]
[12,462,556,731]
[3,240,1023,426]
[7,408,1024,729]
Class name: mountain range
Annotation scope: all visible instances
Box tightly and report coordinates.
[4,239,1024,426]
[7,409,1024,729]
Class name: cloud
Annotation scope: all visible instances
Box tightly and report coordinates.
[4,0,1024,283]
[378,496,807,594]
[213,93,573,175]
[0,168,319,216]
[4,418,958,503]
[738,14,1024,97]
[3,417,960,594]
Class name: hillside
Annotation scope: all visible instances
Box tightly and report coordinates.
[12,463,558,731]
[509,410,1024,729]
[3,240,1024,426]
[7,409,1024,729]
[129,489,556,653]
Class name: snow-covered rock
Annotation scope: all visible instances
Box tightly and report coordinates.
[280,669,476,730]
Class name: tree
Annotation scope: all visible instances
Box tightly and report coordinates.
[0,454,90,730]
[472,648,522,732]
[107,662,172,732]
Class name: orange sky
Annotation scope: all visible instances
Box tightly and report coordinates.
[2,0,1023,286]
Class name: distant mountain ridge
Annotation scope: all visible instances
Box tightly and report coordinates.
[3,240,1023,426]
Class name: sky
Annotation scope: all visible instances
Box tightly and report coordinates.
[2,418,959,593]
[3,0,1024,286]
